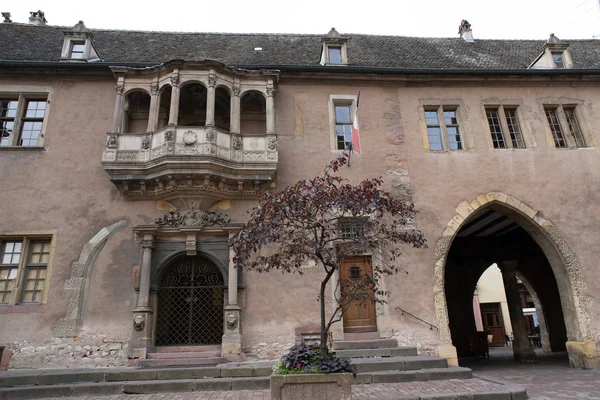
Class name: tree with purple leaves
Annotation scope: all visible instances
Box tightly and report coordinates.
[233,152,427,358]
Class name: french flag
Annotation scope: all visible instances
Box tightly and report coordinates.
[351,92,361,154]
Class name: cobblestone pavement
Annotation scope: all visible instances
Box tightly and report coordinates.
[57,349,600,399]
[462,348,600,400]
[69,378,507,400]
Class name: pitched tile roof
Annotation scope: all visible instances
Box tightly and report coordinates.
[1,22,600,70]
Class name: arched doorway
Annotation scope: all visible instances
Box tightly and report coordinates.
[155,255,225,346]
[433,193,594,367]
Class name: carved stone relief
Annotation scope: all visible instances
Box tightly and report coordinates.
[267,135,277,150]
[231,135,242,150]
[183,131,197,145]
[141,136,151,150]
[133,314,146,331]
[117,151,139,161]
[226,312,238,331]
[153,208,231,227]
[54,220,127,337]
[206,128,216,142]
[164,130,174,142]
[106,135,118,149]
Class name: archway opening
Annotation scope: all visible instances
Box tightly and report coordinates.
[444,204,568,361]
[123,90,150,134]
[178,83,207,126]
[240,91,266,134]
[157,85,171,130]
[215,86,231,131]
[155,254,225,346]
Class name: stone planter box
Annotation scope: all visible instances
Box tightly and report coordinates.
[270,373,352,400]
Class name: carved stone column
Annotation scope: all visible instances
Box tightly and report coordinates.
[147,82,159,133]
[230,83,241,134]
[266,84,275,135]
[136,235,154,310]
[111,79,125,133]
[129,233,154,362]
[222,232,242,361]
[206,72,216,127]
[499,260,536,363]
[168,71,180,126]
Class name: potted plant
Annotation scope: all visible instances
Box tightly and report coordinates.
[270,343,356,400]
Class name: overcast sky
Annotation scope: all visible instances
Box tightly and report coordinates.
[5,0,600,39]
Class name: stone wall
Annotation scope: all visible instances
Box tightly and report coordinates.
[8,334,128,369]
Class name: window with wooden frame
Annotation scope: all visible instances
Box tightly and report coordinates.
[335,103,353,150]
[544,105,587,149]
[485,106,526,149]
[0,237,53,306]
[424,106,463,151]
[0,94,48,147]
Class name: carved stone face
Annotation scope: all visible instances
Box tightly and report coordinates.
[133,314,146,331]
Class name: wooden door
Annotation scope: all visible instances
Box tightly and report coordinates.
[340,257,377,333]
[480,303,506,347]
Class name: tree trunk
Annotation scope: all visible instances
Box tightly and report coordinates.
[320,268,335,358]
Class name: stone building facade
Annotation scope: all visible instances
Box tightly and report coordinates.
[0,17,599,369]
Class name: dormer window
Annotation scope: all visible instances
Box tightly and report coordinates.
[70,41,86,59]
[552,52,565,69]
[528,34,572,70]
[61,21,100,62]
[321,28,348,66]
[328,47,342,64]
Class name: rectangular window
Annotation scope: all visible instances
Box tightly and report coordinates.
[424,107,462,151]
[328,47,342,64]
[0,95,47,147]
[0,237,52,306]
[504,108,526,149]
[563,108,586,148]
[443,109,463,150]
[552,52,565,69]
[70,41,86,59]
[0,100,18,146]
[335,104,353,150]
[545,108,568,148]
[339,218,367,239]
[486,108,506,149]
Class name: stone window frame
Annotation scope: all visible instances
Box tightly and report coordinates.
[61,36,93,61]
[418,100,473,152]
[328,94,358,153]
[0,231,56,309]
[321,43,348,66]
[540,101,593,149]
[482,102,532,150]
[0,86,52,150]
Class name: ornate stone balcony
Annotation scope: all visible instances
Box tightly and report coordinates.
[102,126,278,200]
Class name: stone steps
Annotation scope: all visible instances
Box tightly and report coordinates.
[353,355,448,372]
[137,357,228,368]
[147,351,221,359]
[333,338,399,350]
[334,346,418,358]
[152,345,221,353]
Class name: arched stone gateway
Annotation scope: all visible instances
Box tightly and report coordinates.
[155,255,225,346]
[433,192,597,369]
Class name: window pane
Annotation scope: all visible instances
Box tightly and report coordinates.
[443,108,462,150]
[0,267,17,303]
[564,108,586,148]
[21,267,46,303]
[486,108,506,149]
[504,108,526,149]
[0,100,18,118]
[552,53,565,68]
[328,47,342,64]
[29,241,50,265]
[1,121,14,146]
[424,110,439,126]
[427,127,443,151]
[335,106,351,123]
[2,241,22,265]
[545,108,567,148]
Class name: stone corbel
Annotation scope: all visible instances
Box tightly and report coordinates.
[186,233,197,256]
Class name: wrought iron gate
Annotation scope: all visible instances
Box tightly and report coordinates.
[155,257,225,346]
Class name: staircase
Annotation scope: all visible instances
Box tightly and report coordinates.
[0,338,527,399]
[138,345,227,368]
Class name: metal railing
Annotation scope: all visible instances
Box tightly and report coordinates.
[395,307,439,332]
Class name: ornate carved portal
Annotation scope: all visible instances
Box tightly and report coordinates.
[155,256,225,346]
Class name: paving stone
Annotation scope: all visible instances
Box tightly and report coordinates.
[104,369,157,382]
[38,370,105,385]
[230,376,270,390]
[155,367,220,380]
[123,379,194,394]
[71,382,124,396]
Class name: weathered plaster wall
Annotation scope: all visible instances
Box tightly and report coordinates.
[0,75,598,367]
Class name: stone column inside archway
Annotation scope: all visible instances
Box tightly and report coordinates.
[499,261,536,362]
